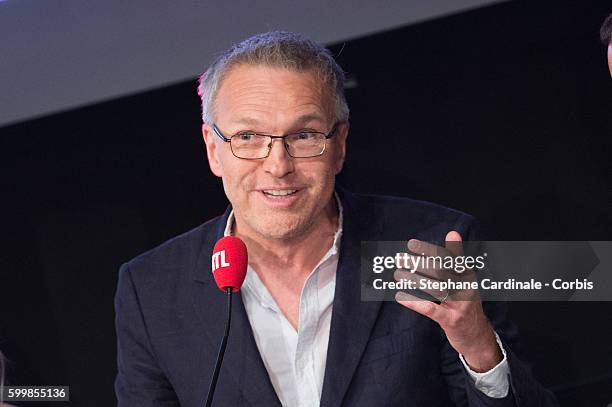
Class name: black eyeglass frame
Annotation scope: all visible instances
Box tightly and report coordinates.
[211,122,340,159]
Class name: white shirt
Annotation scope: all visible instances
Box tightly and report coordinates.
[224,195,510,406]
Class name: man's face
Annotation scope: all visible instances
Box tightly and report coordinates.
[202,64,348,240]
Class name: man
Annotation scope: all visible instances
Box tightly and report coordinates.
[601,13,612,76]
[115,31,557,406]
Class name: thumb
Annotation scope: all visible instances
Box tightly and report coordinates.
[445,230,464,256]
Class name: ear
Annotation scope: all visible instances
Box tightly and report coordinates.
[333,121,349,175]
[201,124,223,177]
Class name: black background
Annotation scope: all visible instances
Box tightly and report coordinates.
[1,1,611,406]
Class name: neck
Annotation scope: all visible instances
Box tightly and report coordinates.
[233,196,339,282]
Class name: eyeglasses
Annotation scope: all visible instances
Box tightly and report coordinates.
[211,122,339,159]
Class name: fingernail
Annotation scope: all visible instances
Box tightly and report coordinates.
[408,239,419,251]
[395,291,409,301]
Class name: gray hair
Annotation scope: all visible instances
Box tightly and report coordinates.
[197,31,349,124]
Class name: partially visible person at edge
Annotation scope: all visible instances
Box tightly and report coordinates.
[0,351,14,407]
[601,12,612,76]
[114,31,559,406]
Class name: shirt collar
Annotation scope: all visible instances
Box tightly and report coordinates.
[223,191,343,312]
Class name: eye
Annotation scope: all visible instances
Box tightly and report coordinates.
[296,131,316,140]
[236,132,255,141]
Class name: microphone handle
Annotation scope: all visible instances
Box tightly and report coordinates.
[205,287,233,407]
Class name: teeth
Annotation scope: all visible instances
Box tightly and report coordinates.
[263,189,297,196]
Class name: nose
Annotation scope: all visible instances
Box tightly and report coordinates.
[262,138,294,178]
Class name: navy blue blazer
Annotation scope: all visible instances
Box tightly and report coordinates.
[115,188,558,407]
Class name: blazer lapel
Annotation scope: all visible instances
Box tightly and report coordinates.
[191,207,282,407]
[319,188,384,407]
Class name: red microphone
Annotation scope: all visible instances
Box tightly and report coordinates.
[212,236,248,293]
[205,236,248,407]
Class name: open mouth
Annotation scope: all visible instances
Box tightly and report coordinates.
[262,189,298,197]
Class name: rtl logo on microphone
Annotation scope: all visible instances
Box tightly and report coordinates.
[212,250,230,272]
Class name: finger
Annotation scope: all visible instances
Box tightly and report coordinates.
[395,269,480,302]
[395,253,446,278]
[395,291,445,322]
[398,254,470,281]
[445,231,464,257]
[394,270,448,300]
[407,239,453,258]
